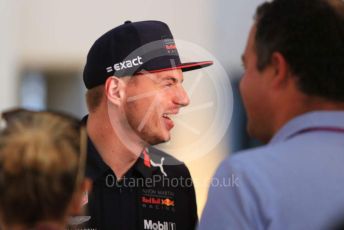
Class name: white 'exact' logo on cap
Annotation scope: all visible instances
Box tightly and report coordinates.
[106,56,143,73]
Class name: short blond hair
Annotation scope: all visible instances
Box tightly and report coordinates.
[86,85,105,113]
[0,109,86,228]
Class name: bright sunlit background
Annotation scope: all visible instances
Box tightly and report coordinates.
[0,0,264,216]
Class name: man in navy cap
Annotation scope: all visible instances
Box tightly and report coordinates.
[78,20,212,229]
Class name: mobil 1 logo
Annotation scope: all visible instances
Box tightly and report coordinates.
[144,219,176,230]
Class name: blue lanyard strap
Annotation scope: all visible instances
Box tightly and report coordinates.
[287,127,344,140]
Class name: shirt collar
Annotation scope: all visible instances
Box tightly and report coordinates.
[85,136,110,180]
[269,111,344,144]
[132,149,154,178]
[82,115,154,180]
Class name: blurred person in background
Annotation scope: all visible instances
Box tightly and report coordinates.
[81,20,212,229]
[0,109,90,230]
[199,0,344,229]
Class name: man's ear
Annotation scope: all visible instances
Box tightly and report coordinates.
[105,76,126,106]
[269,52,290,89]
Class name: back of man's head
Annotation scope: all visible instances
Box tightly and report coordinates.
[254,0,344,102]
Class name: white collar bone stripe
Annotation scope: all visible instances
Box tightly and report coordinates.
[150,157,167,177]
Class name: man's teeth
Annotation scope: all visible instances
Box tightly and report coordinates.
[163,114,169,118]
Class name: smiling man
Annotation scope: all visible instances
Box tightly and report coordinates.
[199,0,344,229]
[78,20,212,229]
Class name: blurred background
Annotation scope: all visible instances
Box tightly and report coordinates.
[0,0,264,216]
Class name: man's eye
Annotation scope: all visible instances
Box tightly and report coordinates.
[164,81,174,87]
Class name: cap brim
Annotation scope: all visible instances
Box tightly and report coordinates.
[138,61,213,74]
[178,61,214,72]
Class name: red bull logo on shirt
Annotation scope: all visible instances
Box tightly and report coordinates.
[161,198,174,207]
[142,196,161,205]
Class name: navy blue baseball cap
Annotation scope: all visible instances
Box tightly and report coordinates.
[83,20,213,89]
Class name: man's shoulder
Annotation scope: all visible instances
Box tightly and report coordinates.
[217,138,319,183]
[229,144,275,163]
[229,139,299,163]
[218,143,287,176]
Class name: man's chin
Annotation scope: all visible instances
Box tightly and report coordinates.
[148,139,170,146]
[145,135,171,146]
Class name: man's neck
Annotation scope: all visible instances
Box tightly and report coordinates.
[272,96,344,138]
[86,112,145,179]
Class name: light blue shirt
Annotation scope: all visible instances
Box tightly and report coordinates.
[199,111,344,230]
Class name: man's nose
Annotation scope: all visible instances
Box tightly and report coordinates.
[174,86,190,107]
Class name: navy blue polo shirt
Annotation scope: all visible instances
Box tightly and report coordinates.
[80,133,198,230]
